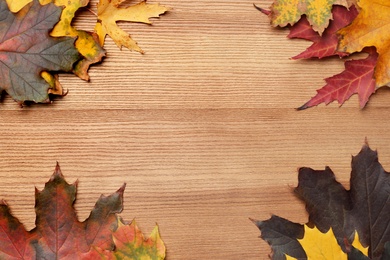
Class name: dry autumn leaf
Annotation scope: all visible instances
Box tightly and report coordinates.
[338,0,390,87]
[0,164,165,259]
[284,226,368,260]
[3,0,168,104]
[0,0,80,103]
[262,0,350,34]
[288,5,358,60]
[298,47,378,110]
[259,1,390,108]
[253,144,390,259]
[47,0,106,81]
[95,0,169,52]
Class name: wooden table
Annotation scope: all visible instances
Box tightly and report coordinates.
[1,0,390,259]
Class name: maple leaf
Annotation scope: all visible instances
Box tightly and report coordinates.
[95,0,169,52]
[298,48,378,109]
[111,218,165,259]
[0,0,80,103]
[0,163,166,259]
[253,144,390,259]
[337,0,390,87]
[281,226,368,260]
[263,0,350,35]
[288,5,358,59]
[47,0,106,81]
[297,226,347,259]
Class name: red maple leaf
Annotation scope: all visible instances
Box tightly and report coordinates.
[289,5,358,59]
[0,164,165,259]
[298,48,378,109]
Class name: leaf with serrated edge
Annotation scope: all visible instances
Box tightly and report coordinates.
[298,48,377,109]
[0,164,165,259]
[111,218,166,259]
[288,5,358,59]
[252,215,306,259]
[254,144,390,259]
[267,0,349,34]
[32,164,124,258]
[95,0,168,52]
[298,226,347,259]
[338,0,390,87]
[47,0,106,81]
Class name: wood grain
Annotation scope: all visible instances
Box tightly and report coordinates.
[1,0,390,259]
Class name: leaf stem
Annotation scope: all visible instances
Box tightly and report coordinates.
[85,7,98,17]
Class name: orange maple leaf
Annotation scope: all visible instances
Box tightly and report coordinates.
[338,0,390,87]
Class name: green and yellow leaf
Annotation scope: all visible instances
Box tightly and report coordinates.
[268,0,350,34]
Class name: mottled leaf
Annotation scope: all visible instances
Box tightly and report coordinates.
[111,218,165,259]
[265,0,350,34]
[0,0,80,103]
[0,202,35,259]
[289,5,358,59]
[0,164,165,259]
[48,0,106,81]
[32,164,123,258]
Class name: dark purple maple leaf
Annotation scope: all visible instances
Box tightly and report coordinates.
[253,144,390,259]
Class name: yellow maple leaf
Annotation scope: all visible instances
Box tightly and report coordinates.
[95,0,169,52]
[285,225,368,259]
[44,0,106,81]
[268,0,350,34]
[338,0,390,87]
[298,225,347,259]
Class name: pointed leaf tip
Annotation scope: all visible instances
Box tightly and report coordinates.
[118,183,126,195]
[54,161,62,174]
[253,4,271,15]
[249,217,258,224]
